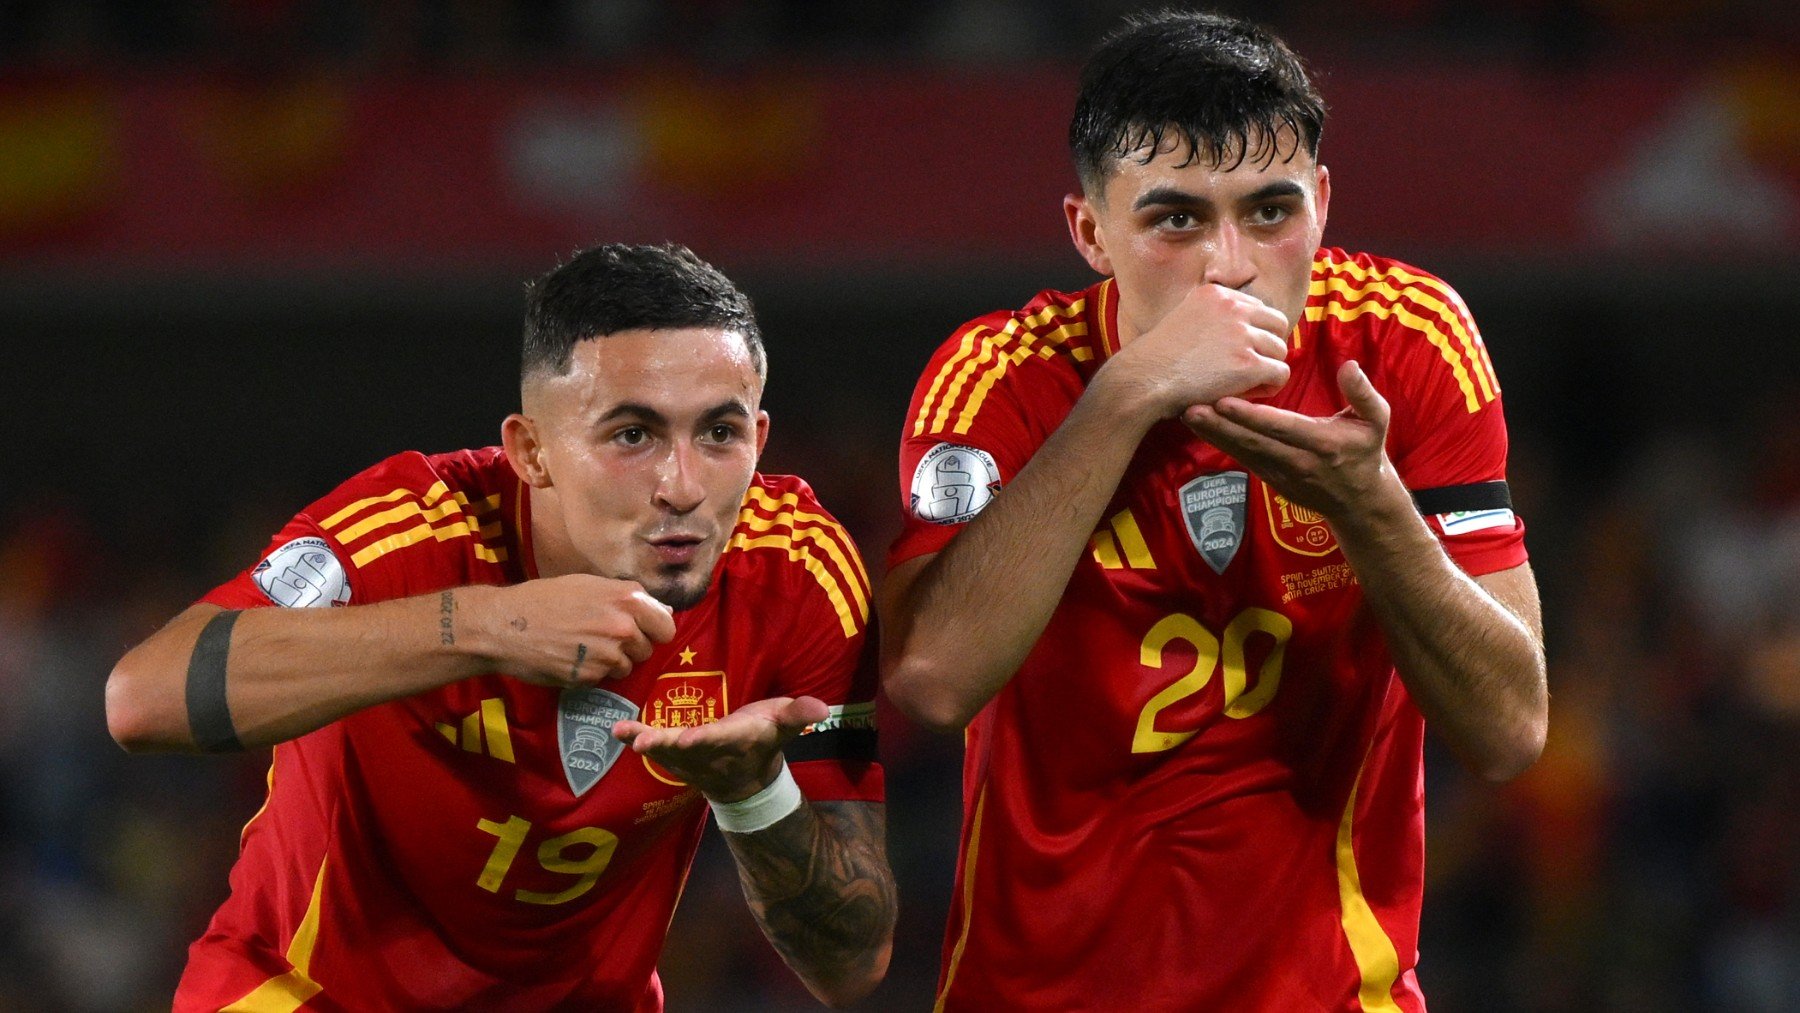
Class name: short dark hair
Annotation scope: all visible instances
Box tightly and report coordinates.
[521,242,764,382]
[1070,9,1326,194]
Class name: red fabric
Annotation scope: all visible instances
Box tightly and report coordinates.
[891,251,1525,1010]
[179,449,881,1011]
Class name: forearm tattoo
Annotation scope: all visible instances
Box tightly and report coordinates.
[438,591,456,646]
[722,800,896,989]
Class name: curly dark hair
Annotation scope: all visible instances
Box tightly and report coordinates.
[1070,8,1326,194]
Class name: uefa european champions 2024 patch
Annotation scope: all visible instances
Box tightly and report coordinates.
[1180,472,1249,574]
[558,687,638,797]
[910,443,1002,525]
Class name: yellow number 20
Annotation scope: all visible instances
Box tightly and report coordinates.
[1132,607,1294,754]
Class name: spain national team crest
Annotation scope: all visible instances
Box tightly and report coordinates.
[643,670,730,786]
[1262,486,1340,557]
[1180,472,1248,574]
[557,687,638,797]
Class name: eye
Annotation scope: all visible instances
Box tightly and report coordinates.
[703,423,739,444]
[1250,204,1290,226]
[614,426,649,447]
[1159,211,1195,230]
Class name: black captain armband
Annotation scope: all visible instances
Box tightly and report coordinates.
[1410,481,1512,516]
[783,705,879,766]
[186,610,245,753]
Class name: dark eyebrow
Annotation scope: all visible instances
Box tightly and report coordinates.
[1131,180,1306,213]
[1244,180,1305,202]
[1132,186,1210,212]
[700,400,752,424]
[596,403,668,427]
[595,400,751,428]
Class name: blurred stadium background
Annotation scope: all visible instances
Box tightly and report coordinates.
[2,1,1798,1009]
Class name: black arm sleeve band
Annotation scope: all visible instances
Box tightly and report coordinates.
[783,726,878,765]
[186,609,245,753]
[1411,481,1512,516]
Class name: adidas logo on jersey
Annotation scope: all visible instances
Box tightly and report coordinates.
[437,697,515,763]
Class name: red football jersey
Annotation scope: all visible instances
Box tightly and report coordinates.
[892,249,1526,1012]
[179,447,882,1012]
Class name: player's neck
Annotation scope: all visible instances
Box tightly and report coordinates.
[526,488,579,580]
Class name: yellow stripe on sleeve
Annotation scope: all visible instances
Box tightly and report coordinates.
[1336,766,1403,1013]
[952,319,1086,434]
[1307,282,1483,413]
[912,322,992,438]
[222,857,329,1012]
[919,300,1086,438]
[317,486,417,531]
[1321,263,1495,403]
[734,512,870,621]
[726,532,861,638]
[742,487,872,594]
[332,495,468,546]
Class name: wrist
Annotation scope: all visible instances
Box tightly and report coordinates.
[709,763,804,833]
[441,584,500,669]
[1083,361,1165,433]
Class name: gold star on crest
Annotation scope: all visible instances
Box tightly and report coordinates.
[678,646,697,666]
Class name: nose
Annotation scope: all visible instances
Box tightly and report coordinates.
[654,442,706,514]
[1202,221,1255,291]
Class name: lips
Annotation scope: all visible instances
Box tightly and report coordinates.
[647,533,707,567]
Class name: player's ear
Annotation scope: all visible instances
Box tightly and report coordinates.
[1064,192,1114,277]
[1314,163,1331,235]
[502,413,553,488]
[753,410,770,459]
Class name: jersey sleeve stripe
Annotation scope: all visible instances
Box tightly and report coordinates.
[221,856,329,1012]
[933,780,990,1013]
[318,484,434,531]
[1324,259,1499,399]
[928,317,1022,435]
[952,319,1086,435]
[920,299,1086,437]
[1336,762,1404,1013]
[348,514,507,568]
[1309,275,1484,413]
[741,487,872,592]
[332,494,468,545]
[726,531,862,638]
[733,511,870,620]
[912,322,994,437]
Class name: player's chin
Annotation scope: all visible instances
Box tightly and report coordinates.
[645,565,714,612]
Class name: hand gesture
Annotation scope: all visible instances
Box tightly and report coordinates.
[1106,283,1291,419]
[612,696,829,803]
[1183,360,1406,522]
[475,574,677,687]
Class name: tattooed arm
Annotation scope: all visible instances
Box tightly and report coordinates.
[722,800,896,1006]
[615,696,897,1006]
[106,574,674,752]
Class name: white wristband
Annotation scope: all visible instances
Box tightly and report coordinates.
[710,764,804,834]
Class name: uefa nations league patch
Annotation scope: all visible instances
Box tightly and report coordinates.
[252,536,351,608]
[910,443,1002,525]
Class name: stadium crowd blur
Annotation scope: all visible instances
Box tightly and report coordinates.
[3,2,1799,1010]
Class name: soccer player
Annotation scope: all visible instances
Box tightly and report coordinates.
[105,244,895,1010]
[880,11,1547,1011]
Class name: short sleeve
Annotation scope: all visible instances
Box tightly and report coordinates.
[198,451,463,611]
[1376,274,1528,578]
[889,312,1078,569]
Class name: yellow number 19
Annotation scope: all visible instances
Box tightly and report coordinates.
[1132,607,1293,754]
[474,815,620,906]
